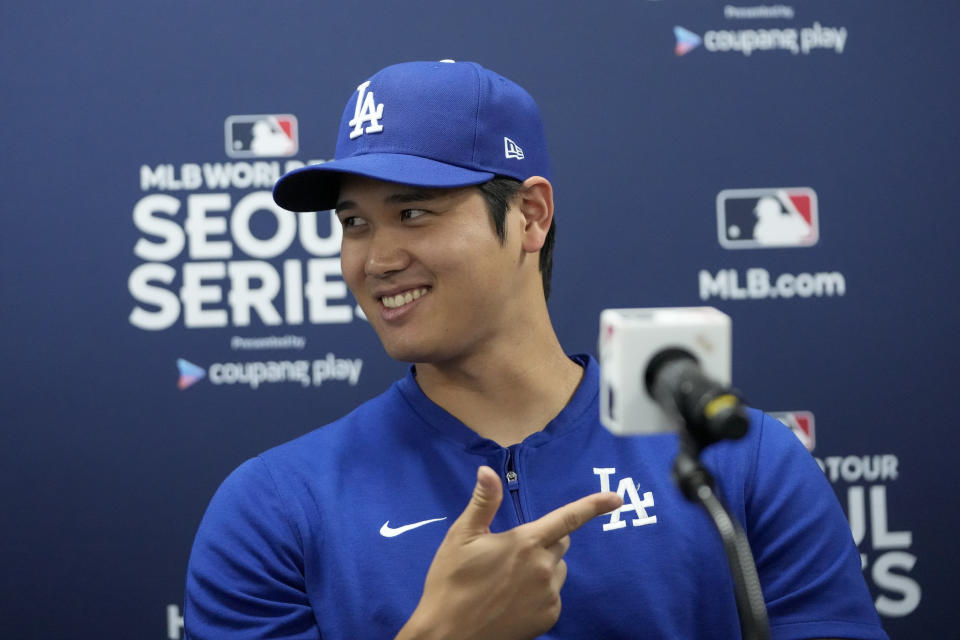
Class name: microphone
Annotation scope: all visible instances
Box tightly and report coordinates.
[599,307,749,446]
[599,308,769,639]
[645,347,749,446]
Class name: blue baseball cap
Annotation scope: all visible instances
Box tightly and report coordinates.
[273,60,550,212]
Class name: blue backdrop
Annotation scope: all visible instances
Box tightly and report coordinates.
[2,2,956,638]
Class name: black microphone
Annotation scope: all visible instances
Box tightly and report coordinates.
[644,347,750,448]
[599,309,771,640]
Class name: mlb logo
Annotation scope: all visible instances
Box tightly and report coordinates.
[771,411,816,452]
[717,188,818,249]
[224,114,298,158]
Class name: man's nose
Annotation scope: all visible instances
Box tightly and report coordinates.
[364,227,410,277]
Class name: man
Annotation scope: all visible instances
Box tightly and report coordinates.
[185,60,887,639]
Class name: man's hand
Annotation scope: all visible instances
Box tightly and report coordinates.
[396,466,622,640]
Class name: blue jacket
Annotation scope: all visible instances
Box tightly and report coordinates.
[185,355,887,639]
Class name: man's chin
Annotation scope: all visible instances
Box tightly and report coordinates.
[380,341,430,364]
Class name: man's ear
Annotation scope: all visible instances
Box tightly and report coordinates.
[517,176,554,253]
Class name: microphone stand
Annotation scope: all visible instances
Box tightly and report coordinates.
[647,355,770,639]
[673,432,771,640]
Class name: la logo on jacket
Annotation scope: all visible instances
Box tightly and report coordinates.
[593,468,658,532]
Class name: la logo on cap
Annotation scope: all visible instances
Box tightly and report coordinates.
[348,80,384,140]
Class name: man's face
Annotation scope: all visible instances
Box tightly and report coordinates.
[336,176,529,364]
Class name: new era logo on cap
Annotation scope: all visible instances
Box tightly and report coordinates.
[225,115,298,158]
[504,137,524,159]
[717,187,819,249]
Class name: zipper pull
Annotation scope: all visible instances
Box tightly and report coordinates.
[504,447,525,524]
[505,449,519,486]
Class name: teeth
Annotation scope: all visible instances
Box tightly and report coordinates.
[381,287,429,309]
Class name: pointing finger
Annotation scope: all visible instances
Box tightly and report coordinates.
[525,491,622,545]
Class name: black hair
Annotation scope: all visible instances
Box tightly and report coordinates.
[477,177,556,300]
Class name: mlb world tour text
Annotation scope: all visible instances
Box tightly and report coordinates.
[130,161,355,331]
[818,454,920,618]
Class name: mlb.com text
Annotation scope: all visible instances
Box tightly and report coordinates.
[699,268,846,301]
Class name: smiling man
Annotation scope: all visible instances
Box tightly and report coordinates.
[184,61,888,640]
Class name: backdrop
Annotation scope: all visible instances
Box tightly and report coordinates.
[2,2,956,638]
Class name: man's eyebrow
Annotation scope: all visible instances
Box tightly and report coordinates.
[335,189,446,213]
[334,199,356,213]
[385,189,444,204]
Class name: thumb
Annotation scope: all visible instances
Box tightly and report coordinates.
[454,466,503,535]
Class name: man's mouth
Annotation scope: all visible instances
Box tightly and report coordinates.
[380,287,430,309]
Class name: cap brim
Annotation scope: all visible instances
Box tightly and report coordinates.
[273,154,496,212]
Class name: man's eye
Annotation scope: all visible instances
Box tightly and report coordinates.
[340,216,368,228]
[401,209,428,221]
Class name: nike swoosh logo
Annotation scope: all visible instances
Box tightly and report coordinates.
[379,517,447,538]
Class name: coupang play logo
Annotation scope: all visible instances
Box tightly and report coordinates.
[673,22,848,57]
[175,355,363,391]
[674,27,702,56]
[177,359,206,390]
